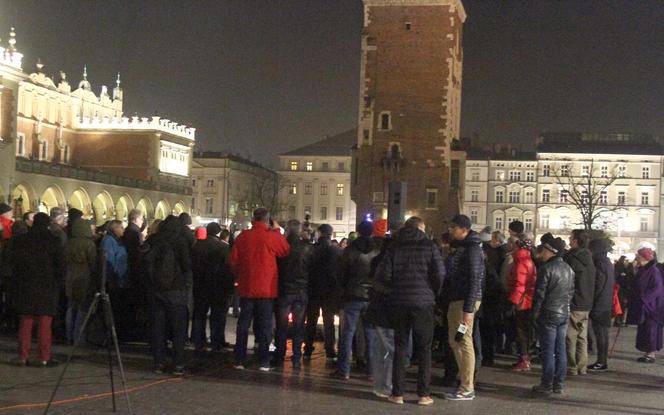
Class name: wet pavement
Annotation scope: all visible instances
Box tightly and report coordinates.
[1,321,663,414]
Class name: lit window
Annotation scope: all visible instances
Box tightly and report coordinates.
[336,184,344,196]
[540,214,550,228]
[542,164,550,177]
[495,217,503,230]
[320,206,327,221]
[525,217,533,231]
[320,184,328,196]
[542,189,550,203]
[642,166,650,179]
[290,161,298,171]
[15,133,25,157]
[306,162,313,171]
[426,188,438,209]
[470,209,478,224]
[495,170,505,181]
[581,165,590,177]
[289,184,297,195]
[641,192,649,205]
[495,190,504,203]
[336,207,343,221]
[559,189,568,203]
[618,165,626,178]
[304,183,312,195]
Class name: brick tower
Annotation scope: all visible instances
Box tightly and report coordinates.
[351,0,465,235]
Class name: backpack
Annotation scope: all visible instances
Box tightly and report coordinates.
[145,241,181,292]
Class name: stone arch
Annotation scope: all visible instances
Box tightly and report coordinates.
[136,197,154,221]
[155,200,171,220]
[174,201,187,216]
[93,191,115,226]
[11,183,36,217]
[40,185,66,213]
[68,188,93,218]
[115,194,134,222]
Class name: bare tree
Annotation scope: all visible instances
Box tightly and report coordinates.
[551,160,621,230]
[234,174,292,221]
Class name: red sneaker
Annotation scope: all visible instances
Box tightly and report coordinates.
[512,358,531,372]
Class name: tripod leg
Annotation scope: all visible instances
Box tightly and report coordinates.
[43,293,101,415]
[102,294,134,415]
[107,327,117,412]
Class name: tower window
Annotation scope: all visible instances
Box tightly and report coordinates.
[405,22,412,31]
[379,112,391,131]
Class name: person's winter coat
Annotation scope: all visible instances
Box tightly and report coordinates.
[485,243,506,276]
[0,215,13,242]
[144,218,192,304]
[626,260,664,326]
[49,223,67,247]
[191,235,233,305]
[564,247,596,312]
[508,247,537,310]
[101,233,128,289]
[122,222,144,282]
[64,219,97,302]
[340,235,380,301]
[446,230,485,313]
[375,226,445,307]
[309,237,343,300]
[366,237,394,328]
[229,221,290,299]
[6,224,65,315]
[499,249,514,294]
[589,239,615,317]
[278,234,314,296]
[532,256,575,324]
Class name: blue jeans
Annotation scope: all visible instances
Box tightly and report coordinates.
[66,299,86,345]
[275,293,308,363]
[191,296,231,350]
[151,295,188,368]
[338,300,369,375]
[538,316,568,388]
[367,324,394,395]
[234,298,274,367]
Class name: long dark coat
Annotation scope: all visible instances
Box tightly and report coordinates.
[7,226,65,315]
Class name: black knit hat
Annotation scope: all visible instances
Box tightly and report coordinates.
[206,222,222,236]
[357,220,374,238]
[450,214,472,229]
[0,202,12,215]
[509,220,524,234]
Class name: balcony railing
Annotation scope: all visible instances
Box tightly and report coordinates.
[15,158,192,196]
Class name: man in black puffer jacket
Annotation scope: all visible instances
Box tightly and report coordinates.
[564,229,595,376]
[444,214,485,401]
[333,221,380,379]
[375,217,445,405]
[275,220,314,369]
[587,238,614,371]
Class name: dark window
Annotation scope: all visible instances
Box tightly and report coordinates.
[405,22,412,30]
[380,113,390,130]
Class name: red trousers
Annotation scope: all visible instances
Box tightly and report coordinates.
[18,315,53,361]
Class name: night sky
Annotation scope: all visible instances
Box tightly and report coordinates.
[1,1,663,166]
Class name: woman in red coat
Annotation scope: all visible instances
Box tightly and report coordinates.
[509,237,537,371]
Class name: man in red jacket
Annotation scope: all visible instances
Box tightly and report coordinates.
[229,207,290,370]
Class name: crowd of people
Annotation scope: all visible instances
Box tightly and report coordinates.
[1,200,663,406]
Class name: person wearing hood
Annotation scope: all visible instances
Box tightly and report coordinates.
[275,220,313,368]
[63,218,97,345]
[627,246,664,363]
[587,238,614,371]
[332,220,380,380]
[444,214,484,401]
[65,208,83,239]
[563,229,595,376]
[375,216,445,406]
[7,212,64,366]
[509,236,537,371]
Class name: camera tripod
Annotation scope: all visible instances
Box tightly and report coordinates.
[44,251,133,414]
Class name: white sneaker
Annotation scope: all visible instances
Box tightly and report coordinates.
[373,390,389,398]
[258,366,273,372]
[233,364,245,370]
